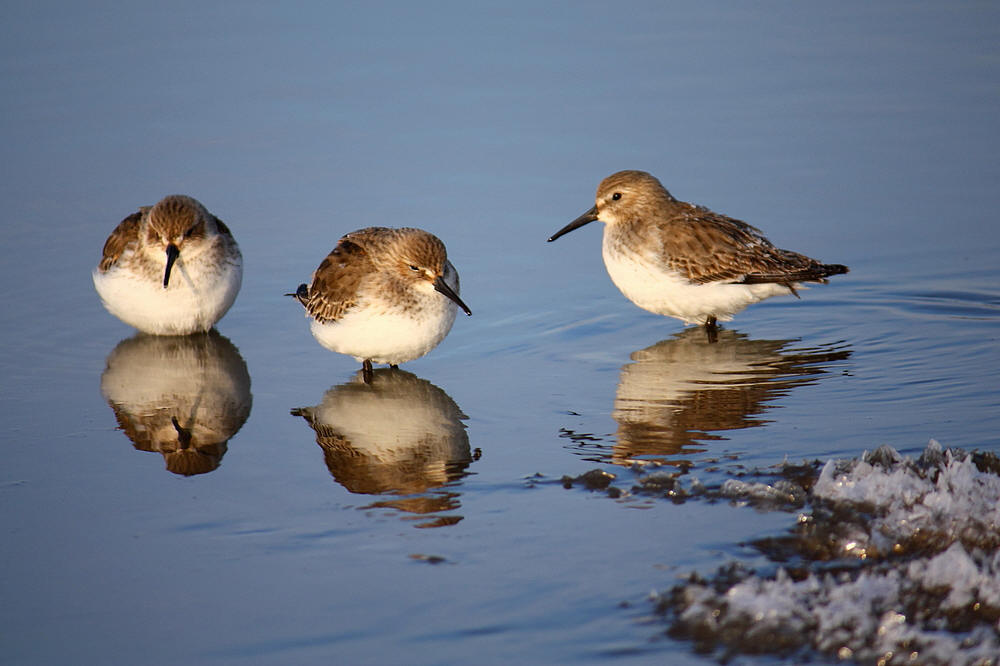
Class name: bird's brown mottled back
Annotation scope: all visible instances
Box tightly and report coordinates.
[300,227,454,323]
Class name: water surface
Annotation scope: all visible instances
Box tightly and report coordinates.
[2,2,998,664]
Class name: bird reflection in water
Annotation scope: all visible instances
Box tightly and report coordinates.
[100,331,252,476]
[292,368,475,528]
[563,328,850,466]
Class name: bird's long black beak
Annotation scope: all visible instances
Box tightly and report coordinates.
[171,416,192,449]
[548,205,599,242]
[163,243,180,288]
[434,277,472,316]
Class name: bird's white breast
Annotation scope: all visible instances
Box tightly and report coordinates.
[94,246,242,335]
[310,284,459,365]
[601,231,791,325]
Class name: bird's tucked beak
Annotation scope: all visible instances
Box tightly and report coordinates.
[433,277,472,316]
[163,243,180,288]
[172,416,192,449]
[548,205,599,242]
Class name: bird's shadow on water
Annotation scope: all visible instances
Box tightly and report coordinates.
[290,368,478,529]
[557,326,852,470]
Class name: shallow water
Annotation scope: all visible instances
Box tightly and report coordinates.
[2,2,999,664]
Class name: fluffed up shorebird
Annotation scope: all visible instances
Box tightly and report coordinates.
[93,195,243,335]
[549,170,848,340]
[289,227,471,381]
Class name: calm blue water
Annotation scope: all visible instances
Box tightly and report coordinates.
[2,2,998,664]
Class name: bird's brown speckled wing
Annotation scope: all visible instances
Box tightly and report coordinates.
[308,422,354,452]
[98,211,143,272]
[304,238,376,323]
[659,209,840,285]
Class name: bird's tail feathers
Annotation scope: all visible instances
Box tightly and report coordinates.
[285,283,310,305]
[741,263,849,288]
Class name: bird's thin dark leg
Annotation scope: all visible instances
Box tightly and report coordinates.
[362,359,374,384]
[705,316,719,344]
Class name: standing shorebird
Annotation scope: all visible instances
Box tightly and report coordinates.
[93,195,243,335]
[549,170,848,339]
[289,227,471,381]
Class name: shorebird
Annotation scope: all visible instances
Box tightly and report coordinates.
[549,170,848,339]
[93,195,242,335]
[290,226,471,381]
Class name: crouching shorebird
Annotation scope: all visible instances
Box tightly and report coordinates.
[93,195,243,335]
[289,227,471,382]
[548,170,848,340]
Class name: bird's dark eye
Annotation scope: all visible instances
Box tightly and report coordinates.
[184,220,204,238]
[612,192,622,201]
[409,265,420,272]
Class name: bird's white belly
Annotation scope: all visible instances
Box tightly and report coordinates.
[93,258,242,335]
[311,298,458,365]
[602,242,791,325]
